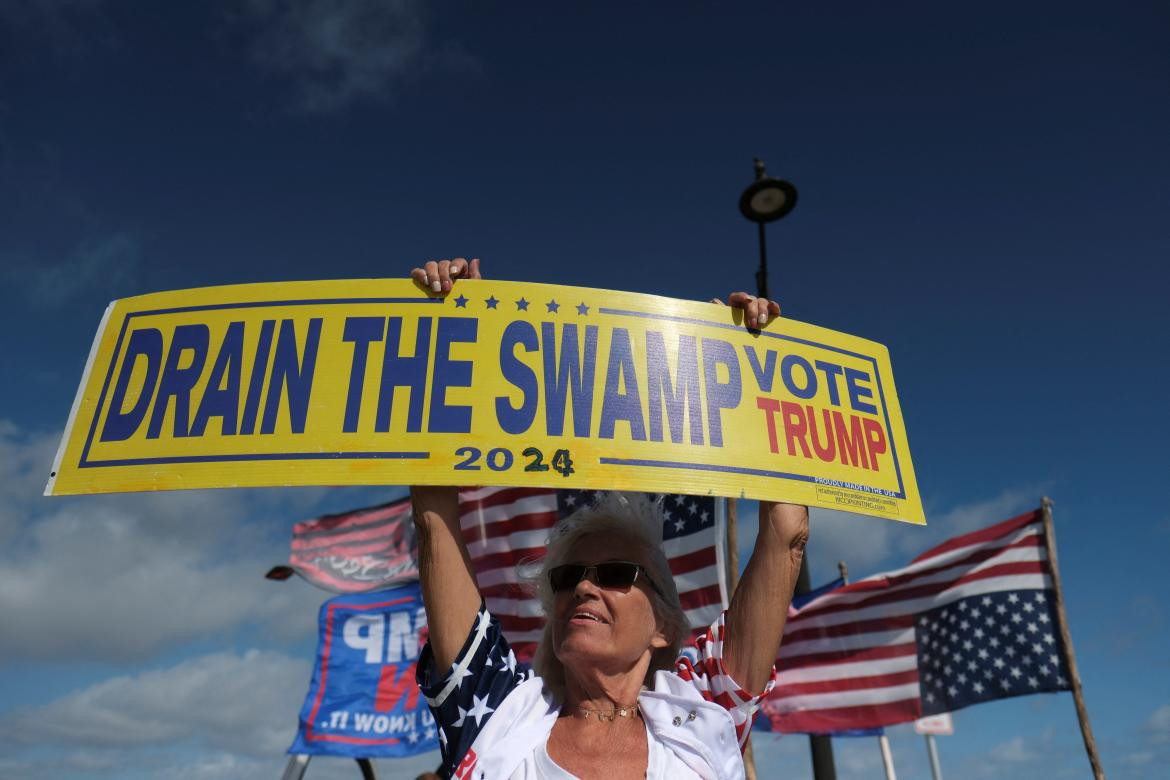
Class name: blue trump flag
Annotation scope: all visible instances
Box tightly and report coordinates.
[289,582,438,758]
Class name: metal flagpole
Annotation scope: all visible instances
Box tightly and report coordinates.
[878,734,897,780]
[1040,497,1106,779]
[925,734,943,780]
[724,497,759,780]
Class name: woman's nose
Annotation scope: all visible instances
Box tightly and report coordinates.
[574,567,603,594]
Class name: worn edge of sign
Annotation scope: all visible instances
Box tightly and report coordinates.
[44,299,117,496]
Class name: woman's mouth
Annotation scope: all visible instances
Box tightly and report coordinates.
[569,610,607,625]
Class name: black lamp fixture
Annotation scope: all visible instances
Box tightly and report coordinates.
[739,158,798,299]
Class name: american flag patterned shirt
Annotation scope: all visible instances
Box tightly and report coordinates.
[417,603,775,778]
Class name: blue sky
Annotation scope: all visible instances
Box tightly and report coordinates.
[1,1,1167,777]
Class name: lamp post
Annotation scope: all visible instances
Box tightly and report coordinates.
[738,158,838,780]
[738,158,798,300]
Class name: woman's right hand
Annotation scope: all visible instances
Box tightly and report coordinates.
[410,257,481,293]
[405,260,482,671]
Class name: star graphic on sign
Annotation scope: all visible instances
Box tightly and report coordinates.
[425,725,437,740]
[467,693,495,726]
[486,295,499,309]
[576,302,589,315]
[516,297,530,311]
[687,501,698,515]
[674,518,686,532]
[407,730,420,744]
[454,294,469,308]
[453,705,470,728]
[546,299,560,313]
[700,510,710,524]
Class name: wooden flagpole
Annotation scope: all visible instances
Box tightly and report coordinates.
[1040,497,1106,780]
[724,498,759,780]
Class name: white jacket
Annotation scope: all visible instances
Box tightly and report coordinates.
[452,671,746,780]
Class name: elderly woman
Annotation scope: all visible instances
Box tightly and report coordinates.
[410,258,808,780]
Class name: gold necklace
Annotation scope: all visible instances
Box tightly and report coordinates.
[576,703,640,722]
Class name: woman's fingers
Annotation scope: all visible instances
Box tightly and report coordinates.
[436,259,456,292]
[409,257,482,294]
[722,291,782,328]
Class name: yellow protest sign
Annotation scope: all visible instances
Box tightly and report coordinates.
[46,279,923,524]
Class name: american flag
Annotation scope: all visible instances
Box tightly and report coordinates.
[457,487,728,661]
[266,497,418,593]
[760,508,1072,733]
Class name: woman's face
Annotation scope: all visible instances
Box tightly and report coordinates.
[550,533,669,676]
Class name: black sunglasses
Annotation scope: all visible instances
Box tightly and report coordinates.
[548,561,662,595]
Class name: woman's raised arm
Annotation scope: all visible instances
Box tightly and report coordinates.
[412,485,483,673]
[723,501,809,693]
[713,290,810,692]
[409,257,482,672]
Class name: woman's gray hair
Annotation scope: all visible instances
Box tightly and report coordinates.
[531,492,690,702]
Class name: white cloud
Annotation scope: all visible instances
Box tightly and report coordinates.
[0,646,441,779]
[241,0,470,112]
[1122,750,1153,766]
[1147,703,1170,744]
[990,735,1041,763]
[0,420,337,662]
[2,649,305,754]
[734,486,1042,587]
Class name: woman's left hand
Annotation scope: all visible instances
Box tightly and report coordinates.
[410,257,481,294]
[711,291,780,329]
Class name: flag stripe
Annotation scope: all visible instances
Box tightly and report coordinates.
[910,510,1039,564]
[771,668,921,698]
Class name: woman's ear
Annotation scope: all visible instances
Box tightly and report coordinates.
[649,614,670,650]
